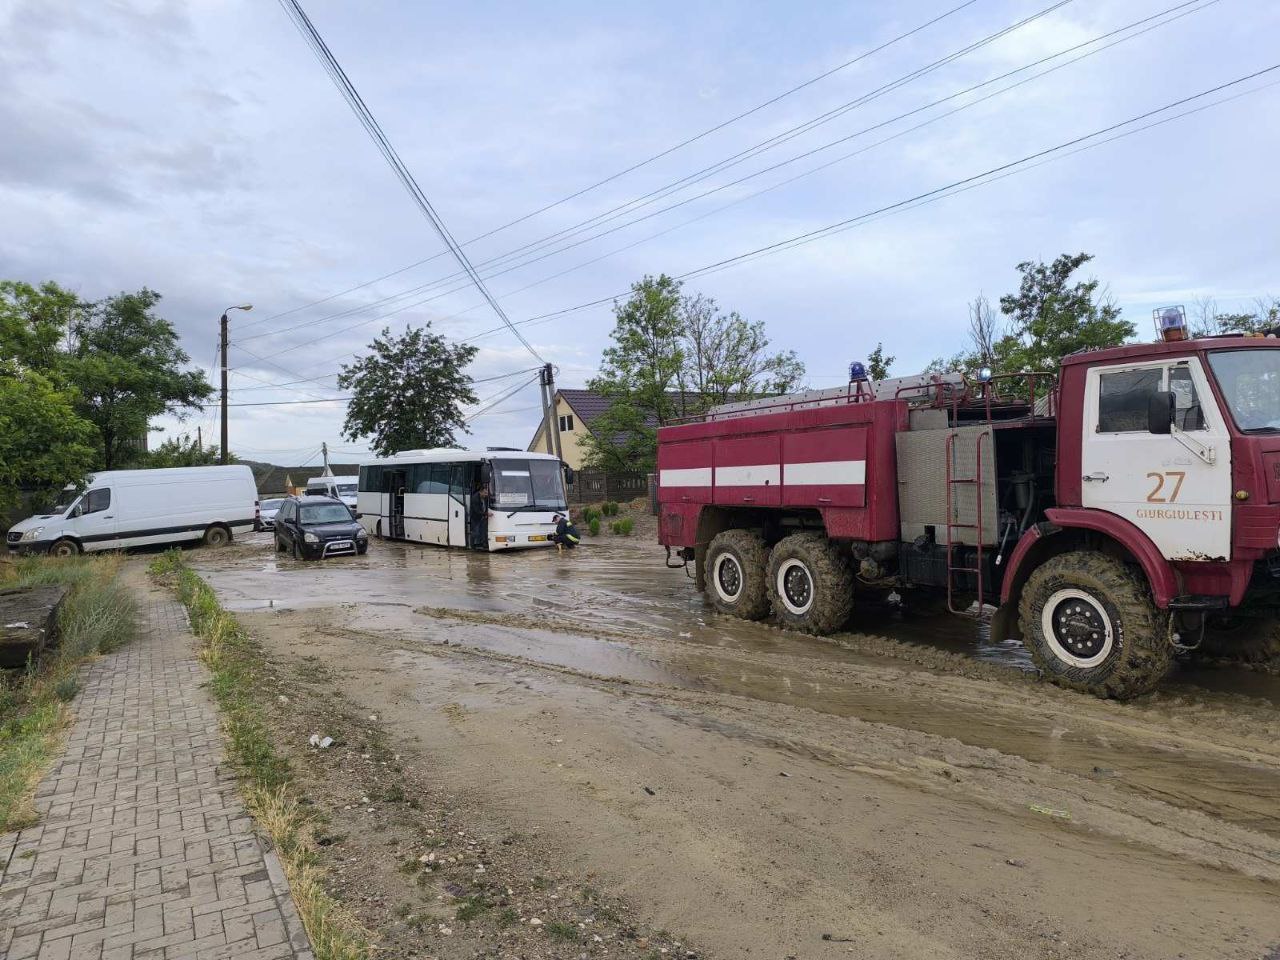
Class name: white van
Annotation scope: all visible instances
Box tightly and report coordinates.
[305,475,358,508]
[6,465,258,558]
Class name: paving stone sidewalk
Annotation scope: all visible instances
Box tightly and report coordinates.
[0,580,313,960]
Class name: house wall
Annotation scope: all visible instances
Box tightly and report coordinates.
[527,394,591,470]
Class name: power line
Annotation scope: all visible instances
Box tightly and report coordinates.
[226,396,354,407]
[276,0,545,365]
[242,0,1070,348]
[238,0,981,331]
[462,63,1280,340]
[248,0,1204,355]
[465,374,541,423]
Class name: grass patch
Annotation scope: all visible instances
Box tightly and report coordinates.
[149,550,371,960]
[455,894,490,924]
[0,555,138,832]
[544,919,582,942]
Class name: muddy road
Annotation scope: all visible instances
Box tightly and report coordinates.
[193,533,1280,959]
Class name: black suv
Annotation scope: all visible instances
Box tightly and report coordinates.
[274,495,368,560]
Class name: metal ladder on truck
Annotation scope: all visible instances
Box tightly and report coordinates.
[943,430,987,616]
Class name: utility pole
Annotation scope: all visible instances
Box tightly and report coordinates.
[539,363,562,460]
[219,303,253,465]
[321,442,332,477]
[196,426,202,454]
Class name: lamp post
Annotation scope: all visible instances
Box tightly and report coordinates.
[219,304,253,464]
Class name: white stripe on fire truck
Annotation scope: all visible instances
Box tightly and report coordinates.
[783,459,866,485]
[714,464,781,487]
[660,467,713,487]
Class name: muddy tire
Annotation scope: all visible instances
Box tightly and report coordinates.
[49,538,80,558]
[202,525,230,548]
[1018,551,1172,699]
[767,533,854,635]
[705,530,770,620]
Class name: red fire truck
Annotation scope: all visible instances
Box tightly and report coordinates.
[656,315,1280,698]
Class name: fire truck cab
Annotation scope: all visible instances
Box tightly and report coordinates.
[656,319,1280,699]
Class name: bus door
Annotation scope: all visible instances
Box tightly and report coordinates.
[448,464,471,547]
[385,469,406,539]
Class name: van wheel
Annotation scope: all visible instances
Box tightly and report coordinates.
[50,538,80,558]
[202,525,231,548]
[1018,551,1172,699]
[705,530,770,620]
[767,533,854,635]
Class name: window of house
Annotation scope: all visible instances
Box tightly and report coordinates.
[558,414,574,432]
[1097,368,1162,433]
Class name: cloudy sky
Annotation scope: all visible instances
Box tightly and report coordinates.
[2,0,1278,465]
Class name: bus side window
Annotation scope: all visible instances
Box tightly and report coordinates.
[449,464,469,502]
[429,464,450,495]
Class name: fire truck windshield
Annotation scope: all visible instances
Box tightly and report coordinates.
[1207,349,1280,431]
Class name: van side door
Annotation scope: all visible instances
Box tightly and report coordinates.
[69,487,118,552]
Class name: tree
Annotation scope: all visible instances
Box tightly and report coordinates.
[996,253,1133,372]
[0,280,82,375]
[866,343,894,381]
[66,289,213,469]
[1192,294,1280,336]
[146,433,229,468]
[338,324,477,456]
[583,275,804,472]
[0,364,97,511]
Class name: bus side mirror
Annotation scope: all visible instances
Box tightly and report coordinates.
[562,463,575,484]
[480,462,492,486]
[1148,390,1175,434]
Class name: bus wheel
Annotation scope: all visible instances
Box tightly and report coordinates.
[50,538,80,558]
[705,530,770,620]
[767,533,853,635]
[203,525,230,548]
[1018,551,1172,699]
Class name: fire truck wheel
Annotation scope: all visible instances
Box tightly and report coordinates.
[705,530,770,620]
[767,533,854,635]
[1019,551,1172,699]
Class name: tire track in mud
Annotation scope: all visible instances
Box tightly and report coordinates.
[302,610,1280,885]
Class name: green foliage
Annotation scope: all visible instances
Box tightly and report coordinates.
[995,253,1133,373]
[338,325,477,457]
[604,502,619,516]
[584,275,803,472]
[867,343,894,380]
[588,516,601,537]
[1192,296,1280,337]
[544,920,581,942]
[0,366,97,512]
[0,281,82,373]
[580,506,599,523]
[67,289,213,469]
[145,433,229,468]
[611,517,634,536]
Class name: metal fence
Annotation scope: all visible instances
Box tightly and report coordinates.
[566,470,651,505]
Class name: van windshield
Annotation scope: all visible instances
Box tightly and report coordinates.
[336,483,357,497]
[1207,349,1280,431]
[492,459,566,511]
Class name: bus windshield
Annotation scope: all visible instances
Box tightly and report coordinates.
[492,459,566,511]
[1207,349,1280,431]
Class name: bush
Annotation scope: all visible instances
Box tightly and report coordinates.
[588,517,601,537]
[610,517,634,536]
[580,506,598,524]
[603,501,620,517]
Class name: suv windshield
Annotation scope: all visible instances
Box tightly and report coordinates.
[492,459,566,511]
[300,504,354,524]
[1207,349,1280,431]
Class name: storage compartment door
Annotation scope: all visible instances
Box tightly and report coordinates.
[658,440,713,504]
[781,428,867,507]
[714,435,781,506]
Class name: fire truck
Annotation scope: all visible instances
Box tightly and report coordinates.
[656,309,1280,698]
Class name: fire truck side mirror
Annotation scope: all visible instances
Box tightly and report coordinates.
[1147,390,1175,435]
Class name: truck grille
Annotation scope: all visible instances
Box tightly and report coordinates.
[6,531,22,545]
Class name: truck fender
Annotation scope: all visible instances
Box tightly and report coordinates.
[993,509,1179,643]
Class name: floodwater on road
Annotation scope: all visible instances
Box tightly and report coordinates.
[190,533,1280,960]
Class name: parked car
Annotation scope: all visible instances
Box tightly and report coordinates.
[273,495,367,560]
[258,498,284,531]
[6,465,257,557]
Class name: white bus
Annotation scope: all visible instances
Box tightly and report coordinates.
[356,449,571,552]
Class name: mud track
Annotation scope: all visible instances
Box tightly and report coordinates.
[191,534,1280,959]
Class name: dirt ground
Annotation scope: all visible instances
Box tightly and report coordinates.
[182,525,1280,960]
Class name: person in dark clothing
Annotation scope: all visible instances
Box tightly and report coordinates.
[550,513,580,551]
[469,483,489,549]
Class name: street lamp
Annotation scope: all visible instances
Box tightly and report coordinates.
[220,303,253,465]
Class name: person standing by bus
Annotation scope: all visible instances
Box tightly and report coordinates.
[469,481,489,549]
[550,513,580,551]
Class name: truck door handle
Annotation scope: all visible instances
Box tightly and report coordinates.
[1082,472,1109,483]
[742,496,754,503]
